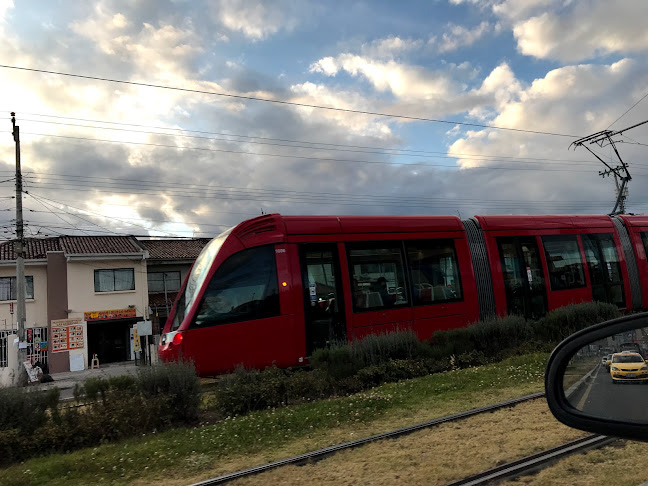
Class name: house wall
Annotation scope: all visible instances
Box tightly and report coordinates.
[0,264,49,332]
[63,258,149,370]
[66,259,149,319]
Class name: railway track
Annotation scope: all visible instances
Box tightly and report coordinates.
[446,434,617,485]
[189,391,545,486]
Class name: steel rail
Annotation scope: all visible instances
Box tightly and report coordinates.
[189,391,545,486]
[445,434,617,486]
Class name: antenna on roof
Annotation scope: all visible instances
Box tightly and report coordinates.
[261,208,265,215]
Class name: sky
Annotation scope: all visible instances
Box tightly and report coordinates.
[1,0,648,238]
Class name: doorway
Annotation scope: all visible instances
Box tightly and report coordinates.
[301,244,347,356]
[87,319,133,364]
[497,236,548,319]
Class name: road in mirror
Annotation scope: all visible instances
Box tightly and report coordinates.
[564,324,648,422]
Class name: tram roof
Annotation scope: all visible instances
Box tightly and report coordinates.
[475,214,615,231]
[231,214,465,241]
[617,215,648,228]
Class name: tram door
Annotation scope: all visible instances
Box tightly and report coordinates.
[497,237,548,319]
[301,244,347,356]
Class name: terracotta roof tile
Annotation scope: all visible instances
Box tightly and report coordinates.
[59,236,144,255]
[0,238,62,260]
[0,236,209,261]
[139,239,210,260]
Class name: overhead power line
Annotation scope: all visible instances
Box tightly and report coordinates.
[18,115,603,165]
[0,64,579,138]
[12,130,620,172]
[25,192,188,238]
[607,89,648,129]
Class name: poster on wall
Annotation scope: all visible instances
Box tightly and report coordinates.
[51,318,84,353]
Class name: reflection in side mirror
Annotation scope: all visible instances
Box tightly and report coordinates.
[564,328,648,422]
[546,312,648,441]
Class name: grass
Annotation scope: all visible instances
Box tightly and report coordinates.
[227,400,585,486]
[0,353,549,486]
[501,440,648,485]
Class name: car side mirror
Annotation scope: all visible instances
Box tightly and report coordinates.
[546,312,648,441]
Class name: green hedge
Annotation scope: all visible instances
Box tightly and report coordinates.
[0,361,200,466]
[0,302,624,464]
[211,301,622,417]
[532,301,621,343]
[310,329,430,380]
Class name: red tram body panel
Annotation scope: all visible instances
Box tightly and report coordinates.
[618,215,648,308]
[159,213,640,376]
[477,215,632,319]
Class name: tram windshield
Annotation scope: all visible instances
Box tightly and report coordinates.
[170,228,233,331]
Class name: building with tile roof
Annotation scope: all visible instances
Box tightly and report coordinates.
[0,235,210,385]
[137,239,210,331]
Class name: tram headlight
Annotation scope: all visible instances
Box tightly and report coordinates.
[162,331,184,347]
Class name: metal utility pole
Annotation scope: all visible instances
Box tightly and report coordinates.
[11,112,27,385]
[570,119,648,215]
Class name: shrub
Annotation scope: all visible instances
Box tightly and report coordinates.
[0,361,201,467]
[430,315,532,362]
[215,365,286,416]
[0,387,59,434]
[137,361,202,423]
[532,301,621,344]
[311,329,430,380]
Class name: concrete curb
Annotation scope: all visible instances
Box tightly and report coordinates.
[565,363,600,399]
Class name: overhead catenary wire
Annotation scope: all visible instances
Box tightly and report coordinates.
[24,192,190,238]
[25,182,628,210]
[11,130,629,173]
[0,64,580,138]
[607,89,648,129]
[26,191,94,237]
[17,116,606,166]
[23,172,624,205]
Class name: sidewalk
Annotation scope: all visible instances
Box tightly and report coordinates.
[30,360,141,399]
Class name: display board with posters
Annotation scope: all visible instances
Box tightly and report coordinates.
[51,318,85,352]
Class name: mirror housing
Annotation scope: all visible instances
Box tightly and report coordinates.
[546,312,648,441]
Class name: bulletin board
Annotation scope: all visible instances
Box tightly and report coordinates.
[51,318,85,353]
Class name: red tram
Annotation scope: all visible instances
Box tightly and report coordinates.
[159,213,648,376]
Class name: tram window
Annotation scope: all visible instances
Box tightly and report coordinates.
[581,233,625,307]
[347,243,409,311]
[191,245,279,328]
[406,240,462,305]
[541,235,586,291]
[641,233,648,260]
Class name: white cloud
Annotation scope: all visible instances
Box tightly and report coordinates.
[289,81,395,138]
[0,0,13,23]
[493,0,648,62]
[491,0,557,22]
[360,36,424,59]
[209,0,300,41]
[449,59,648,171]
[434,21,491,53]
[310,54,456,101]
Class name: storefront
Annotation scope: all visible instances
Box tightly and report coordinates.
[84,308,141,365]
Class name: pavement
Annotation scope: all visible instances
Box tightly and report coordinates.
[29,360,143,400]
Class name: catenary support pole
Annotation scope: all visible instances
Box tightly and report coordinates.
[11,112,27,386]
